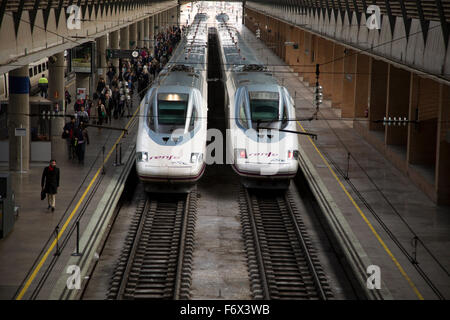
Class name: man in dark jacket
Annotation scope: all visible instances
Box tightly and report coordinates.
[41,159,60,212]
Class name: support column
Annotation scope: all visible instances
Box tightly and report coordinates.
[157,13,162,33]
[294,29,304,75]
[320,38,334,99]
[137,20,145,48]
[144,17,149,48]
[354,54,370,118]
[164,11,167,31]
[172,7,178,27]
[120,26,129,50]
[129,23,137,49]
[96,34,107,86]
[436,84,450,204]
[161,11,167,31]
[368,58,388,132]
[302,33,315,85]
[8,66,30,171]
[109,30,119,69]
[149,16,154,49]
[407,76,439,166]
[341,49,357,118]
[48,52,65,135]
[407,75,440,201]
[386,65,410,147]
[331,44,345,108]
[154,14,158,36]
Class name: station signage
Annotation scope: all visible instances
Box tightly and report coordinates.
[106,49,140,59]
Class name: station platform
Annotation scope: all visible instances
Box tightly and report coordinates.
[0,25,448,301]
[239,26,450,300]
[0,91,140,299]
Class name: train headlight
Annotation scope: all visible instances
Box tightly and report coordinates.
[235,148,247,159]
[137,152,148,162]
[288,150,299,160]
[190,153,203,163]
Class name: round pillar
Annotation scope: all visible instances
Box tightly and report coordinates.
[8,66,30,171]
[48,52,65,135]
[138,20,145,48]
[96,35,107,80]
[120,26,129,50]
[144,18,149,48]
[129,23,137,49]
[149,16,154,49]
[109,30,119,69]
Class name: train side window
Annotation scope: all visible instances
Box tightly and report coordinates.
[281,103,288,129]
[189,106,197,131]
[38,65,42,73]
[42,63,46,71]
[238,96,248,129]
[29,68,33,77]
[46,62,48,70]
[34,66,38,75]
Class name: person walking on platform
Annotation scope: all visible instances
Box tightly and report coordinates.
[75,106,89,126]
[41,159,60,212]
[107,64,116,85]
[38,74,48,98]
[103,91,113,124]
[97,100,107,127]
[96,77,106,94]
[64,87,71,112]
[62,116,76,160]
[74,122,90,165]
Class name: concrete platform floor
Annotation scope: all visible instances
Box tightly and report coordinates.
[191,164,252,300]
[239,26,450,299]
[0,91,140,299]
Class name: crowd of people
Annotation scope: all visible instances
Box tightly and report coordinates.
[61,26,184,165]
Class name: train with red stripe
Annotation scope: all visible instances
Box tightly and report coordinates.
[136,12,209,192]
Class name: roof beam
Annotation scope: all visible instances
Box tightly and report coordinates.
[415,0,430,44]
[398,0,411,39]
[29,0,42,33]
[13,0,26,36]
[0,0,8,30]
[434,0,449,48]
[383,0,395,36]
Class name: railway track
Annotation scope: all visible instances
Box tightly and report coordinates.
[107,191,197,300]
[239,187,333,300]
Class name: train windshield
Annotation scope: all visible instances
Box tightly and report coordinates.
[249,91,279,122]
[157,93,189,127]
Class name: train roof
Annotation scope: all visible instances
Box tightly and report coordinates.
[157,13,208,90]
[217,17,279,88]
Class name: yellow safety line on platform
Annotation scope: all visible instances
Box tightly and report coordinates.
[16,105,141,300]
[296,121,424,300]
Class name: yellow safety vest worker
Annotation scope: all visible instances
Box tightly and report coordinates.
[38,77,48,84]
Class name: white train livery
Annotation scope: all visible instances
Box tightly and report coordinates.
[217,14,299,188]
[136,13,209,192]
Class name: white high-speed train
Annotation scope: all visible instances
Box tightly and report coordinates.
[136,12,209,192]
[217,14,299,189]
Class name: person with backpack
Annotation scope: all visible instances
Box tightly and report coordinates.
[75,106,89,126]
